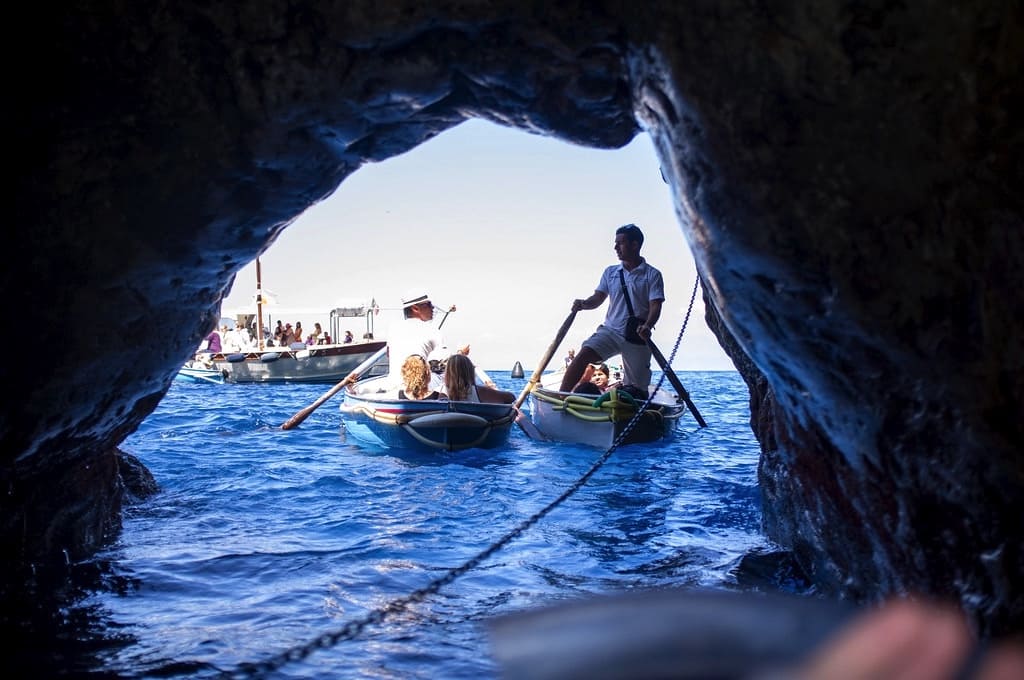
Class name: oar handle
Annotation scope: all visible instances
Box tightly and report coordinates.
[280,345,389,430]
[647,338,707,428]
[514,309,578,409]
[437,304,456,329]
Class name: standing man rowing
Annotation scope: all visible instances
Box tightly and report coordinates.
[560,223,665,394]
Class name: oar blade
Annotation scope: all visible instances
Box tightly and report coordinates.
[514,410,549,441]
[646,338,707,427]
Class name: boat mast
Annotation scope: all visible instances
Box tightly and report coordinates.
[255,257,265,350]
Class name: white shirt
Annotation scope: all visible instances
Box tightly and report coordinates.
[595,258,665,334]
[386,317,447,390]
[224,328,250,352]
[388,317,445,371]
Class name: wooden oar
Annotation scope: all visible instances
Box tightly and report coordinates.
[511,309,577,441]
[646,338,707,427]
[514,309,578,410]
[437,304,456,329]
[514,410,548,441]
[280,345,388,430]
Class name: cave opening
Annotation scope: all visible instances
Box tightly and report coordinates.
[220,118,731,372]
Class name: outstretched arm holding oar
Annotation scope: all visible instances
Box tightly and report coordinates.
[280,345,388,430]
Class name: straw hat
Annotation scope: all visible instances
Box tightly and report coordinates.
[401,289,430,308]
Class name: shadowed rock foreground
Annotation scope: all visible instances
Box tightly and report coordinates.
[4,0,1021,638]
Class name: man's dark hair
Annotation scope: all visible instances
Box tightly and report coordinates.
[616,223,644,247]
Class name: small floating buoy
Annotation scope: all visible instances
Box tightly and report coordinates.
[510,361,524,378]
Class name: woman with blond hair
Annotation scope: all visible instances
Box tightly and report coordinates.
[443,353,515,404]
[398,355,443,400]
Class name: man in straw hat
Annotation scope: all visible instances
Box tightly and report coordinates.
[386,289,468,389]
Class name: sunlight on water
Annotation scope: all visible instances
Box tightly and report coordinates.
[68,370,775,678]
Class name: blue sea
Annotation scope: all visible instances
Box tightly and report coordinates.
[61,370,786,678]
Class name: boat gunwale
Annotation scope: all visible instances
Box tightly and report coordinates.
[208,339,387,362]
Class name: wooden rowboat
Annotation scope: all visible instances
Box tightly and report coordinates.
[528,381,685,449]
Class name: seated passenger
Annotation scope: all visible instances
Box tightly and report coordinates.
[224,322,251,352]
[308,322,324,345]
[571,363,616,395]
[573,381,602,396]
[191,353,214,369]
[443,354,515,404]
[398,354,444,400]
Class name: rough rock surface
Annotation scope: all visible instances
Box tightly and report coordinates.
[4,1,1021,636]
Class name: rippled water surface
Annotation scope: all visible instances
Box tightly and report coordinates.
[68,370,776,678]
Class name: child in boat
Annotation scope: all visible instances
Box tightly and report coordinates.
[398,355,444,400]
[570,363,620,395]
[442,354,515,404]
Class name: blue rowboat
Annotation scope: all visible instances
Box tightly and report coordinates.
[340,375,516,452]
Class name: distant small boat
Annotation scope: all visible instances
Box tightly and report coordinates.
[340,375,516,452]
[175,365,227,385]
[212,257,389,383]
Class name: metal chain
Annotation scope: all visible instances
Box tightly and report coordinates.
[221,274,703,679]
[615,272,700,435]
[670,271,700,366]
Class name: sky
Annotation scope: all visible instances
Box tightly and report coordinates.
[221,118,735,372]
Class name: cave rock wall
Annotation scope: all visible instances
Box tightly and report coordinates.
[5,0,1021,635]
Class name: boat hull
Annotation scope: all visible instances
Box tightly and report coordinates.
[340,377,516,452]
[175,366,227,384]
[211,341,388,383]
[529,386,685,448]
